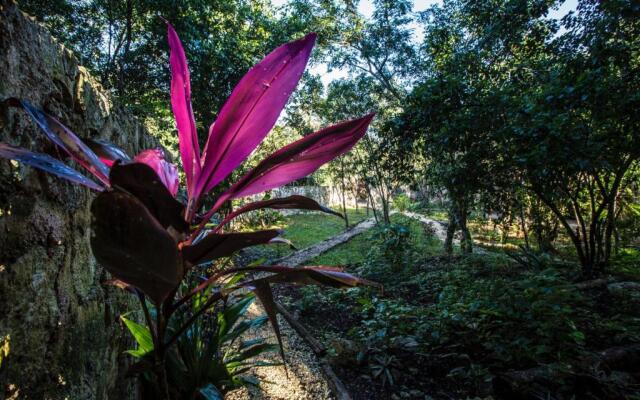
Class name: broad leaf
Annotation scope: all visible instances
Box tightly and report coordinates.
[202,114,374,221]
[12,99,110,185]
[0,143,103,190]
[215,195,342,231]
[109,162,188,232]
[91,189,182,304]
[165,21,201,198]
[121,315,154,358]
[83,138,131,167]
[182,230,281,266]
[196,33,317,199]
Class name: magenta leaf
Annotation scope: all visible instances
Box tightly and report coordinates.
[166,21,200,198]
[207,114,374,216]
[182,230,282,266]
[0,143,103,190]
[109,162,189,233]
[12,99,111,186]
[84,138,131,167]
[195,33,317,199]
[90,189,182,304]
[133,149,180,197]
[214,195,342,232]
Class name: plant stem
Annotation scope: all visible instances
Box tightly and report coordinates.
[155,305,170,399]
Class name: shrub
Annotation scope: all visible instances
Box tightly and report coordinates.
[0,22,377,399]
[392,193,411,212]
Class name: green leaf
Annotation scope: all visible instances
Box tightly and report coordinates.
[217,295,255,340]
[222,316,268,345]
[121,316,154,358]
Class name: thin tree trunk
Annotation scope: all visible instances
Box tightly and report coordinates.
[444,210,457,255]
[340,159,349,229]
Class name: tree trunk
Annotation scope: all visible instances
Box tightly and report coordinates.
[444,211,457,255]
[339,159,349,229]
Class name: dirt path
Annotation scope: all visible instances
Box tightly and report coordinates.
[401,211,449,242]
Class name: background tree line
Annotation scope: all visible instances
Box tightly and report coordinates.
[20,0,640,276]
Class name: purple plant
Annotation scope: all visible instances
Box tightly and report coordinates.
[0,22,375,397]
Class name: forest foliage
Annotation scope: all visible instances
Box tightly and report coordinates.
[8,0,640,399]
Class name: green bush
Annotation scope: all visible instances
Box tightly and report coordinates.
[368,224,411,272]
[392,193,411,212]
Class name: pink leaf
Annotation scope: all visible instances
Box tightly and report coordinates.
[166,21,200,198]
[133,149,180,197]
[195,33,317,200]
[194,114,374,236]
[228,113,373,200]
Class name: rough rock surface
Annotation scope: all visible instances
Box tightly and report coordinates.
[0,1,159,398]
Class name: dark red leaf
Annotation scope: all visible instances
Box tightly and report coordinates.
[247,265,381,289]
[182,230,281,266]
[109,162,189,233]
[252,281,286,366]
[214,195,342,232]
[90,190,182,304]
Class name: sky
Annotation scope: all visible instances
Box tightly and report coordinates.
[272,0,578,86]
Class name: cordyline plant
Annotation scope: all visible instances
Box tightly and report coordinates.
[0,21,375,398]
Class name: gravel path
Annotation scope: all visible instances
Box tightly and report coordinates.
[225,307,335,400]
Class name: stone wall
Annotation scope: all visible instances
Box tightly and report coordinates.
[0,1,159,398]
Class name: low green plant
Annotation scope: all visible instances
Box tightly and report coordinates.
[123,292,275,398]
[368,224,411,271]
[392,193,411,212]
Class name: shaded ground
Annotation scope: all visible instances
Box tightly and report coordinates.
[276,213,640,400]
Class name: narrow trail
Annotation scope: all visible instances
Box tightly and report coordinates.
[226,212,451,400]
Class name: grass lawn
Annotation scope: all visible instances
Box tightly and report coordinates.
[249,208,370,260]
[311,213,442,265]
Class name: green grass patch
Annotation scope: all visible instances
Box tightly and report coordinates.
[252,208,370,259]
[311,213,442,265]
